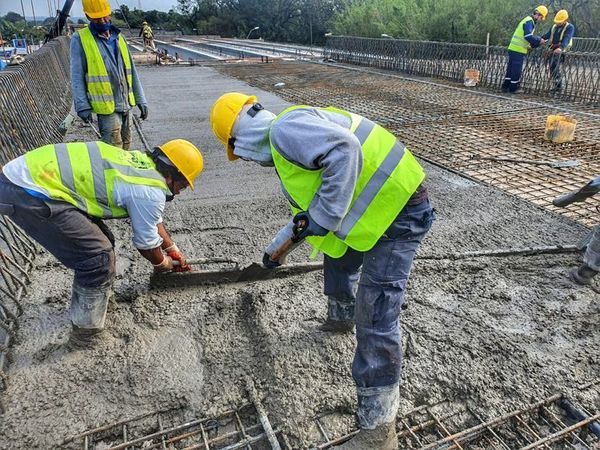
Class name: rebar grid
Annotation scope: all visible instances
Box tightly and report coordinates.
[312,394,600,449]
[216,61,600,227]
[323,36,600,104]
[62,382,283,450]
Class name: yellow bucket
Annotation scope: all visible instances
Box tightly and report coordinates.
[464,69,480,87]
[544,115,577,143]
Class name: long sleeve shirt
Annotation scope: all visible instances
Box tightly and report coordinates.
[70,25,146,114]
[542,23,575,50]
[270,108,362,231]
[523,17,543,48]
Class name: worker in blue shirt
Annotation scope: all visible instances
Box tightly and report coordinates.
[502,6,548,94]
[71,0,147,149]
[542,9,575,92]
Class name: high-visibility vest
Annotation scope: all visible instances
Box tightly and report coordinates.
[78,26,136,115]
[508,16,534,54]
[550,23,573,51]
[270,106,425,258]
[23,141,167,218]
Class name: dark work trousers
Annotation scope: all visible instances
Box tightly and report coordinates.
[323,200,434,390]
[98,110,132,150]
[501,51,526,93]
[0,173,115,288]
[547,53,564,90]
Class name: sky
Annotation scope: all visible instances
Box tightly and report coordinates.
[0,0,178,19]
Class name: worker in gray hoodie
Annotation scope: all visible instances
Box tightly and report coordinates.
[210,93,434,450]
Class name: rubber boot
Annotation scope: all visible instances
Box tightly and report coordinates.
[569,264,598,285]
[336,385,399,449]
[68,282,111,349]
[318,318,355,333]
[68,325,105,350]
[318,296,355,333]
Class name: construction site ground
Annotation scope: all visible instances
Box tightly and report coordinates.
[0,60,598,449]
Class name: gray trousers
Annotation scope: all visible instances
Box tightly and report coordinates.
[0,173,115,328]
[98,110,132,149]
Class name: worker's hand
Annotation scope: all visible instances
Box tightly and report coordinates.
[540,38,547,45]
[77,109,93,123]
[138,104,148,120]
[164,243,191,272]
[293,211,329,240]
[153,255,174,273]
[553,47,562,55]
[262,252,281,269]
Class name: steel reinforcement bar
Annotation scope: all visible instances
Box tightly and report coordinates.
[0,37,71,394]
[324,36,600,104]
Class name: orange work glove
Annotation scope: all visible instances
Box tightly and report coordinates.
[164,243,192,272]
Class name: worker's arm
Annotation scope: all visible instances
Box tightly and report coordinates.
[541,29,551,42]
[523,20,542,48]
[129,52,147,106]
[69,33,92,113]
[270,109,361,231]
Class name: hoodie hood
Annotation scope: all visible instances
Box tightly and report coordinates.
[231,105,276,166]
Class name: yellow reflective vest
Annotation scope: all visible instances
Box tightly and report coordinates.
[78,26,136,114]
[23,141,167,218]
[550,23,573,51]
[270,106,425,258]
[508,16,534,54]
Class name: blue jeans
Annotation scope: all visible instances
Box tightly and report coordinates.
[98,111,132,149]
[324,200,434,389]
[501,51,526,92]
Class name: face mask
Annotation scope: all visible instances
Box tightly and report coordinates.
[90,21,111,33]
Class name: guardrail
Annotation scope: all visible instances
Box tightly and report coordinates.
[0,36,71,394]
[324,36,600,104]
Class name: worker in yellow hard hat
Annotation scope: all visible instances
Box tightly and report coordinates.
[542,9,575,92]
[211,92,433,450]
[0,139,203,349]
[502,5,548,94]
[139,20,156,52]
[71,0,148,149]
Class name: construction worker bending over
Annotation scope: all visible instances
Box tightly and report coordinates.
[0,140,203,348]
[211,93,434,450]
[139,21,156,52]
[553,176,600,285]
[542,9,574,93]
[71,0,148,149]
[502,5,548,94]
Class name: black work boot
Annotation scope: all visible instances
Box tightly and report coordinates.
[569,264,598,285]
[67,325,105,350]
[318,318,355,333]
[335,422,398,450]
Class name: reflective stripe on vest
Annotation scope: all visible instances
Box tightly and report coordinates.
[270,106,425,258]
[551,23,573,51]
[78,27,136,115]
[23,142,167,218]
[508,16,534,54]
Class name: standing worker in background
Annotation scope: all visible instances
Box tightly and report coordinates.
[542,9,575,93]
[71,0,148,149]
[553,176,600,285]
[0,140,203,348]
[210,93,434,450]
[139,21,156,52]
[501,5,548,94]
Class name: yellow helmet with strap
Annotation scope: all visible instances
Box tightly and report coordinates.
[82,0,111,19]
[210,92,257,160]
[159,140,204,190]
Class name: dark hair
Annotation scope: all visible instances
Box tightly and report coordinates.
[148,147,187,184]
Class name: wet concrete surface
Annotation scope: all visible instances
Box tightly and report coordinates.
[0,65,598,449]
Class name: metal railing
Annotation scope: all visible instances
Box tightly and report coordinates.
[324,36,600,104]
[0,36,71,392]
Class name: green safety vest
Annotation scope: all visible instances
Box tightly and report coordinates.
[550,23,573,51]
[78,26,136,115]
[270,106,425,258]
[23,141,167,218]
[508,16,534,54]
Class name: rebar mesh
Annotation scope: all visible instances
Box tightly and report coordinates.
[571,38,600,54]
[0,37,70,391]
[323,36,600,104]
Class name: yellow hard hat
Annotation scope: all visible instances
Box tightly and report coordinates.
[159,139,204,190]
[554,9,568,24]
[210,92,257,161]
[82,0,112,19]
[535,5,548,20]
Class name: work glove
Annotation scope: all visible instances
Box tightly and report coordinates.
[153,255,174,273]
[293,211,329,241]
[164,243,191,272]
[553,47,562,55]
[77,109,93,123]
[262,252,281,269]
[138,104,148,120]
